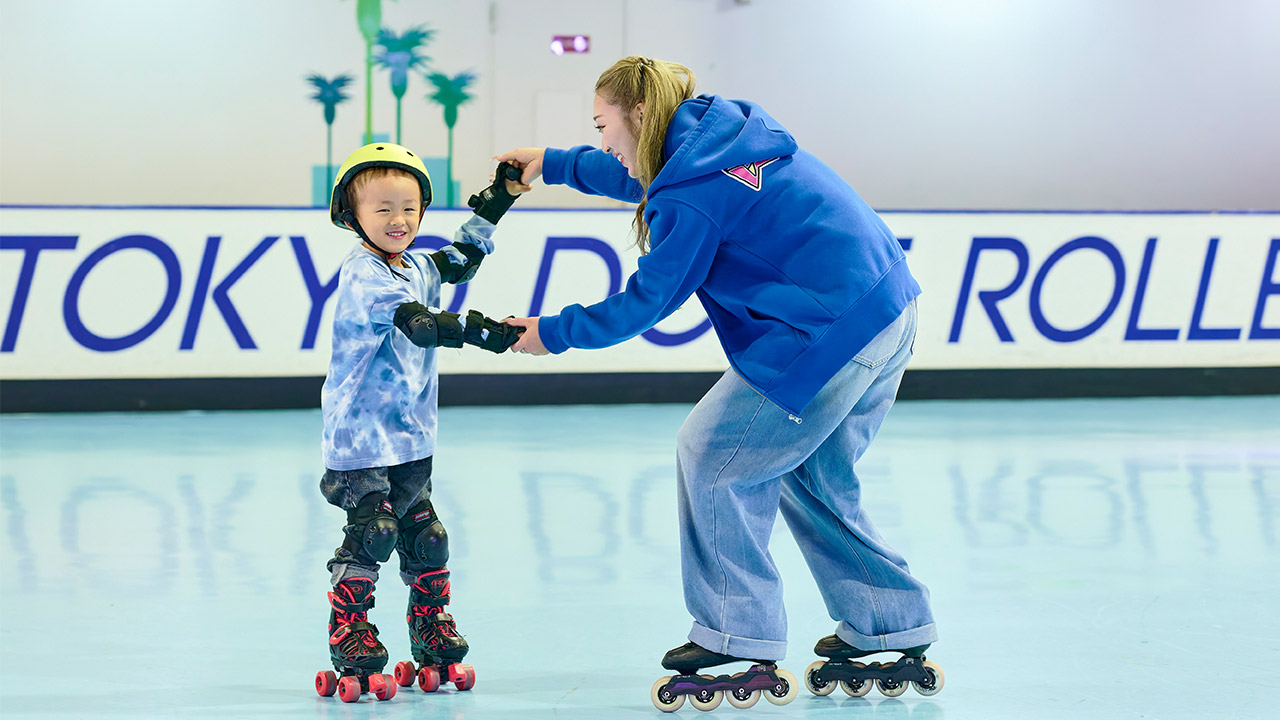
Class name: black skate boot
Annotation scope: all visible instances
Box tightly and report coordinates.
[650,642,797,712]
[392,569,475,692]
[805,634,944,698]
[314,577,396,702]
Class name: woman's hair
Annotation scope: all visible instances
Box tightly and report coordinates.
[595,56,696,253]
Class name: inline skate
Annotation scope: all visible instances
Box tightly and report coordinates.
[314,577,397,702]
[803,635,944,698]
[650,642,797,712]
[393,569,476,692]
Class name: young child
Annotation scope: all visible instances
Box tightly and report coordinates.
[313,142,523,702]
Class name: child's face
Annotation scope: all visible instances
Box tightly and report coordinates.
[353,173,422,256]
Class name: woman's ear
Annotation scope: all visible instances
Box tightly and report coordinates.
[634,102,645,122]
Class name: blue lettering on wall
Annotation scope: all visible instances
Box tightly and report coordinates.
[1125,237,1179,341]
[290,237,341,350]
[950,237,1029,342]
[1188,238,1242,341]
[1250,238,1280,340]
[180,236,277,350]
[64,235,181,352]
[529,237,622,316]
[1,235,78,352]
[1030,236,1125,343]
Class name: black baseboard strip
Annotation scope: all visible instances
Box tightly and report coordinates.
[1,367,1276,413]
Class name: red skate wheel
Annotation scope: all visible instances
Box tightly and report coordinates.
[369,673,396,701]
[315,670,337,697]
[454,664,476,691]
[418,666,441,693]
[337,675,362,703]
[394,661,416,687]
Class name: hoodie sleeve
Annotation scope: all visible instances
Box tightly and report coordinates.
[538,198,721,353]
[542,146,645,203]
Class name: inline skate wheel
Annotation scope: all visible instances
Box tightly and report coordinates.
[726,686,761,709]
[337,675,362,703]
[878,677,909,697]
[418,666,441,693]
[841,662,873,697]
[453,664,477,691]
[914,661,945,696]
[764,668,798,705]
[315,670,337,697]
[393,661,416,687]
[650,676,685,712]
[804,660,836,696]
[689,688,723,711]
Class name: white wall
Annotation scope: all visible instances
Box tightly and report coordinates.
[1,0,1278,210]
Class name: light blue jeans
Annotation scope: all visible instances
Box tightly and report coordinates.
[677,299,936,660]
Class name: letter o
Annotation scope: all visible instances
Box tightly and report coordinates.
[1029,236,1125,343]
[64,235,182,351]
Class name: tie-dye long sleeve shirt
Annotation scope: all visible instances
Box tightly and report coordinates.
[321,216,496,470]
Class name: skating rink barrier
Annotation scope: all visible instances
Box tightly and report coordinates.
[1,207,1277,411]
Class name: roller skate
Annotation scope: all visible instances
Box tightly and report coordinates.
[650,642,798,712]
[314,577,397,702]
[803,635,944,698]
[393,569,476,692]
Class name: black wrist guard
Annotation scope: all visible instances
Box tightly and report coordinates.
[467,162,521,224]
[430,241,486,285]
[462,310,524,353]
[394,302,465,349]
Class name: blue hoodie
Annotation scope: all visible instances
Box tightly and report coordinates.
[539,95,921,419]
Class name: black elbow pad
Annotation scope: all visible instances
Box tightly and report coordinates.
[430,242,485,285]
[394,302,464,349]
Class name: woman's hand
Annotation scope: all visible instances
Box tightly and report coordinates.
[495,148,547,186]
[504,316,549,355]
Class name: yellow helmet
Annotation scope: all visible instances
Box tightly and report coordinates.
[329,142,433,230]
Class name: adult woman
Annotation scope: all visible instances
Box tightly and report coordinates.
[500,56,939,695]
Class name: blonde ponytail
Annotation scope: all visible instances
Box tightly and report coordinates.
[595,56,696,253]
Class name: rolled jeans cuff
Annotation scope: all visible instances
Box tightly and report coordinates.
[836,620,938,652]
[689,621,787,662]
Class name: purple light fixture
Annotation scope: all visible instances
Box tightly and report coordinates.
[550,35,590,55]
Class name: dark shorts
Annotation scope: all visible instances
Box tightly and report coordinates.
[320,456,433,517]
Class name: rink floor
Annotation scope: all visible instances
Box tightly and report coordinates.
[1,396,1277,719]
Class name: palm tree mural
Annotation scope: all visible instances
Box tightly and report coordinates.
[375,25,434,144]
[306,74,354,196]
[425,70,478,207]
[354,0,383,144]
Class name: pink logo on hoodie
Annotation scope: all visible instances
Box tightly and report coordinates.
[721,158,779,191]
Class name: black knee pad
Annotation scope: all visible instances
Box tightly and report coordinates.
[397,499,448,570]
[340,492,399,565]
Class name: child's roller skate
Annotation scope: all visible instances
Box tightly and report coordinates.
[803,635,944,698]
[393,569,475,692]
[314,577,397,702]
[650,641,798,712]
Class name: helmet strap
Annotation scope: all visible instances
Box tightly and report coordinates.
[344,213,412,282]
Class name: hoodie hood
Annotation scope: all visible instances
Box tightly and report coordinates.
[652,95,799,193]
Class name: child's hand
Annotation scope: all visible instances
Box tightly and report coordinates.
[503,176,533,196]
[503,317,548,355]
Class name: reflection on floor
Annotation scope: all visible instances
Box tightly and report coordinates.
[1,397,1277,719]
